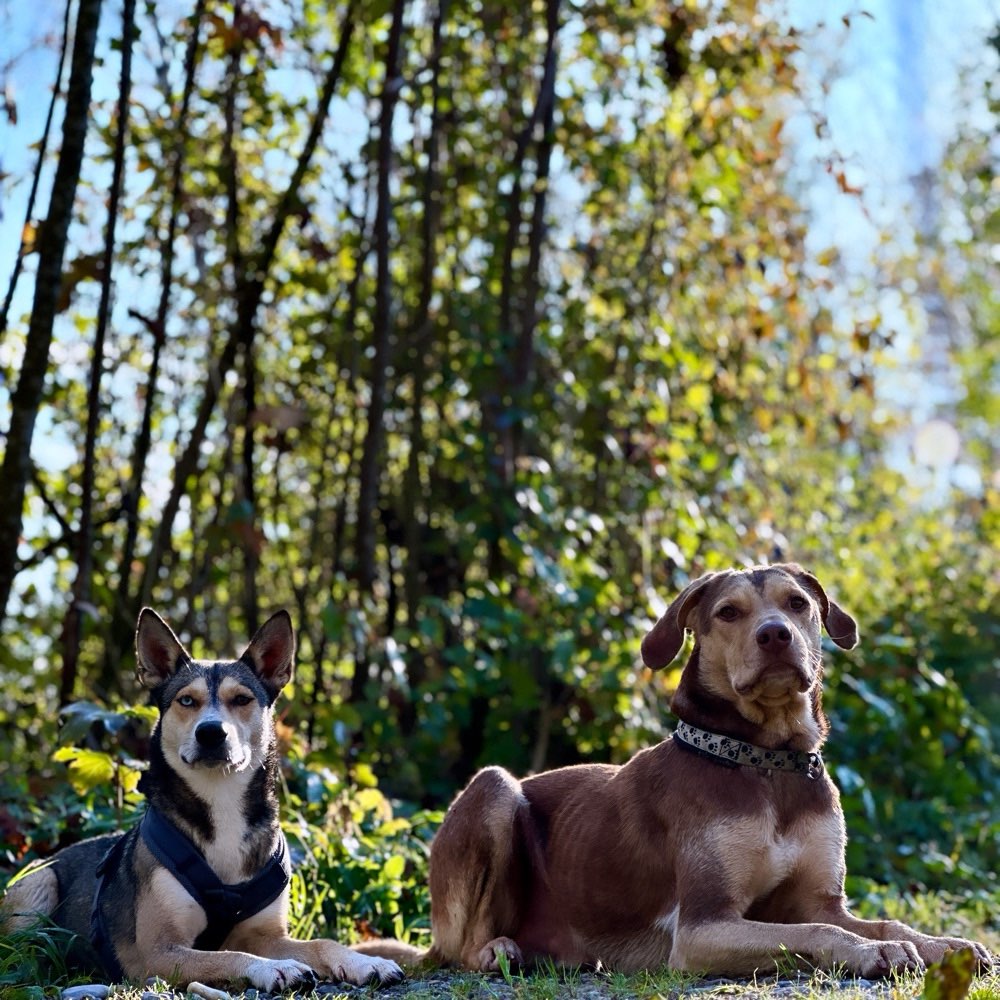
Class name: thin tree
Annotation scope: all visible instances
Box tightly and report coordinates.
[136,2,360,613]
[59,0,137,703]
[355,0,408,595]
[0,0,73,343]
[100,0,207,690]
[0,0,105,624]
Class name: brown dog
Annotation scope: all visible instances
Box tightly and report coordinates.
[428,564,993,977]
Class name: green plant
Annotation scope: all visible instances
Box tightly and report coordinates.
[281,758,439,946]
[0,919,83,992]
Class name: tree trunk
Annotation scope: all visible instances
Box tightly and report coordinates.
[60,0,136,703]
[0,0,73,343]
[484,0,560,577]
[0,0,104,625]
[355,0,407,595]
[402,0,447,700]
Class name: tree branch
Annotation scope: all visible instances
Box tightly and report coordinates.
[137,1,360,609]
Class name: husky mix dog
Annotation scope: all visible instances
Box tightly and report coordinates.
[1,609,406,990]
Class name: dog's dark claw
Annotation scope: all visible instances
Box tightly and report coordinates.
[367,964,405,988]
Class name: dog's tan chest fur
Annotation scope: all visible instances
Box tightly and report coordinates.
[708,807,836,914]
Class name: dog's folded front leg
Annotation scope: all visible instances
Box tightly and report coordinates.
[670,917,925,978]
[124,882,314,990]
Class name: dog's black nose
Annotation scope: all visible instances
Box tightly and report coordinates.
[756,620,792,648]
[195,720,227,748]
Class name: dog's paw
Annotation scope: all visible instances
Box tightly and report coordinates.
[362,955,405,986]
[855,941,924,978]
[246,958,317,992]
[325,955,404,987]
[467,936,523,974]
[914,937,994,971]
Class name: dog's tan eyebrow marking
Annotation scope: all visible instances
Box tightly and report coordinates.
[709,578,755,610]
[762,577,810,604]
[218,677,255,699]
[175,677,209,698]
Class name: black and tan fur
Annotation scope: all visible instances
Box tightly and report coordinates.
[1,610,407,990]
[427,564,993,977]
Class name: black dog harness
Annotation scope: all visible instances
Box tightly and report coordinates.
[91,807,290,981]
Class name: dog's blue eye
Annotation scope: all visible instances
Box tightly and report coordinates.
[177,694,196,707]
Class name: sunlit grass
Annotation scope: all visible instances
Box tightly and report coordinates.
[0,902,996,1000]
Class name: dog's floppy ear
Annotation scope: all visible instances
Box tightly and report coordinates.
[784,564,859,650]
[136,608,192,689]
[240,610,296,700]
[641,572,723,669]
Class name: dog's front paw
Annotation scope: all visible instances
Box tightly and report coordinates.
[362,955,405,986]
[465,936,523,974]
[322,954,403,987]
[915,937,994,971]
[855,941,924,978]
[246,958,317,992]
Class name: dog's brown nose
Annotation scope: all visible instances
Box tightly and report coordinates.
[756,620,792,649]
[195,720,227,748]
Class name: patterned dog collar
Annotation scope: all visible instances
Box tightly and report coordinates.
[674,720,824,780]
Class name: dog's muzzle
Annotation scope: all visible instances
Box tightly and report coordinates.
[185,720,235,765]
[735,663,811,698]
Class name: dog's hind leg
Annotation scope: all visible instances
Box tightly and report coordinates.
[1,863,60,930]
[428,766,535,972]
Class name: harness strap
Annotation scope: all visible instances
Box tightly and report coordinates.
[140,808,290,950]
[91,833,131,983]
[90,809,290,979]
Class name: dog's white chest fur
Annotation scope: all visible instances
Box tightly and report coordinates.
[184,767,258,883]
[712,808,807,908]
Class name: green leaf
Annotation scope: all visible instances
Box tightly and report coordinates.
[921,947,976,1000]
[52,747,115,793]
[383,854,406,880]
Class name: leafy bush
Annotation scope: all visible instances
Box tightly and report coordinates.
[823,527,999,896]
[281,758,439,946]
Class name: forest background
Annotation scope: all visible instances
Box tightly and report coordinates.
[0,0,997,967]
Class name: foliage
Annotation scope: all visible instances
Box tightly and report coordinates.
[0,919,82,995]
[281,758,438,946]
[921,949,978,1000]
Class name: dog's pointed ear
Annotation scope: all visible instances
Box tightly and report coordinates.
[785,565,859,650]
[136,608,191,689]
[240,611,296,700]
[641,572,723,669]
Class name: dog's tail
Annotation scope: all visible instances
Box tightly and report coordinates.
[352,938,429,966]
